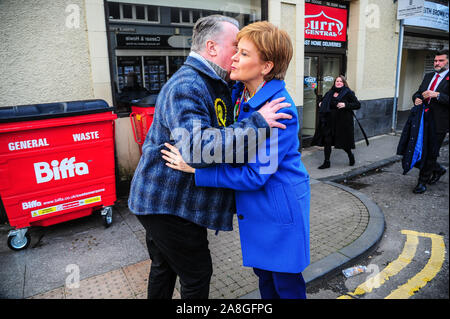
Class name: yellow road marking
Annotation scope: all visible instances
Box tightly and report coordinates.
[337,295,354,299]
[338,230,418,299]
[337,230,446,299]
[385,231,445,299]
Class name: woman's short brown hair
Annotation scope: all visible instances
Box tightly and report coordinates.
[236,21,293,82]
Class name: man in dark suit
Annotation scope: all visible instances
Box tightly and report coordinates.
[412,50,449,194]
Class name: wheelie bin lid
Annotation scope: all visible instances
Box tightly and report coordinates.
[0,99,114,123]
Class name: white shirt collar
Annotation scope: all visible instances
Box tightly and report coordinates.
[436,69,449,78]
[190,51,212,68]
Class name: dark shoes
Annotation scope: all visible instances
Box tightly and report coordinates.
[428,167,447,185]
[413,167,446,193]
[348,153,355,166]
[318,154,354,169]
[318,161,330,169]
[413,183,427,194]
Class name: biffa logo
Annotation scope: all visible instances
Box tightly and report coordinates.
[22,200,42,210]
[34,157,89,184]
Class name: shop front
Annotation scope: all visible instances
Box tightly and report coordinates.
[104,0,265,187]
[106,0,263,113]
[397,0,449,127]
[302,0,349,143]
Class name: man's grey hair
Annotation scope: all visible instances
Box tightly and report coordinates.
[191,15,239,53]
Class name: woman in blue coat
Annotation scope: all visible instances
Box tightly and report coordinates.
[162,21,310,299]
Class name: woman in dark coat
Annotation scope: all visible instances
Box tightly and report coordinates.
[311,75,361,169]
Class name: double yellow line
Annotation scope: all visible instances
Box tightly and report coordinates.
[338,230,446,299]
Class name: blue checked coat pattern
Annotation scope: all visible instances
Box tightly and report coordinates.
[128,55,269,231]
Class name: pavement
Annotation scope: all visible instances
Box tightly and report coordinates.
[0,133,409,299]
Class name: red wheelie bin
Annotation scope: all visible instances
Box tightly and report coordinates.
[0,100,117,251]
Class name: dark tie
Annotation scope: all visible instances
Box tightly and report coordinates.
[426,73,439,104]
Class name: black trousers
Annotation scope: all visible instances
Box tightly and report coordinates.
[419,132,447,183]
[136,214,213,299]
[324,144,352,162]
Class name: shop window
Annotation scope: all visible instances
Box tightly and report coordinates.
[122,4,132,19]
[170,7,209,25]
[108,2,159,23]
[115,56,151,113]
[169,56,186,78]
[144,57,167,93]
[108,2,120,20]
[203,10,215,16]
[171,8,181,23]
[147,6,158,22]
[192,10,201,23]
[181,9,190,23]
[107,1,263,112]
[136,5,146,20]
[243,14,250,26]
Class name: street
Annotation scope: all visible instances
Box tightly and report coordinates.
[307,143,449,299]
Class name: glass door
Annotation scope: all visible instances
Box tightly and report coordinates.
[320,56,342,97]
[303,56,319,136]
[303,54,344,137]
[143,57,167,94]
[117,56,142,91]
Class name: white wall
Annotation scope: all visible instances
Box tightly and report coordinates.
[269,0,305,106]
[0,0,111,106]
[347,0,399,100]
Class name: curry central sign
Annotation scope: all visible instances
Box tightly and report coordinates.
[304,1,348,49]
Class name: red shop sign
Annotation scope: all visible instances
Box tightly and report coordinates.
[305,3,348,42]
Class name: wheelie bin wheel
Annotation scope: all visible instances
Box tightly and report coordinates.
[7,231,31,251]
[101,206,113,228]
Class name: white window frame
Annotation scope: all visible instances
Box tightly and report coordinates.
[121,3,134,20]
[145,5,160,23]
[134,5,147,21]
[170,8,203,26]
[108,3,160,24]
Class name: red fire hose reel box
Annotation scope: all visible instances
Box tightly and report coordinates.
[0,100,117,251]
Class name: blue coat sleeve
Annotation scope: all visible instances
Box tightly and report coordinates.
[164,75,269,169]
[195,107,298,191]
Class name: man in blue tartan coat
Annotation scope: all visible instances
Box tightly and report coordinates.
[128,15,291,299]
